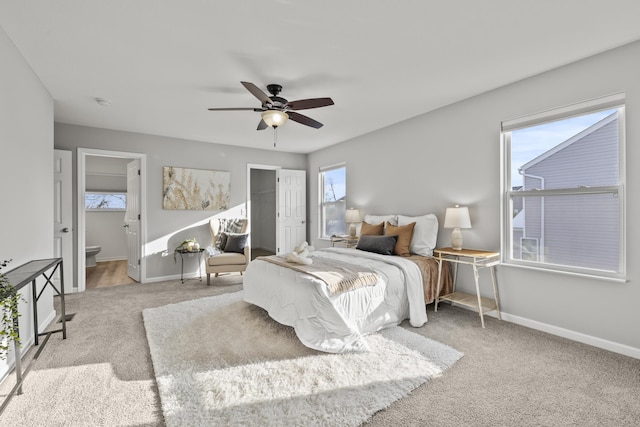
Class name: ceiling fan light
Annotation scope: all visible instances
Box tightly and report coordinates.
[261,110,289,128]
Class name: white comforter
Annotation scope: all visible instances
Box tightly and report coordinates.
[243,247,427,353]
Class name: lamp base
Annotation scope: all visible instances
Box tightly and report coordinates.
[349,223,357,238]
[451,228,463,250]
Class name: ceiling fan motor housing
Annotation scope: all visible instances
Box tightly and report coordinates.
[266,84,283,96]
[266,85,287,108]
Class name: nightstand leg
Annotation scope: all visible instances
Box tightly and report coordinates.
[490,266,501,320]
[473,265,485,328]
[435,257,443,312]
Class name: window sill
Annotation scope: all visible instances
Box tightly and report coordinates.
[501,262,628,283]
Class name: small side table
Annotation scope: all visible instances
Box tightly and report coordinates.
[331,235,359,248]
[176,249,205,283]
[434,247,501,328]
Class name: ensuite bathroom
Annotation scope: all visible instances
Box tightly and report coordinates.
[84,155,135,288]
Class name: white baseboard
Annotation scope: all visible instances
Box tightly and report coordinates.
[94,256,127,263]
[499,312,640,359]
[447,302,640,359]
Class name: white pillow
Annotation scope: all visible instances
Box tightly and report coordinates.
[363,214,398,227]
[397,214,438,256]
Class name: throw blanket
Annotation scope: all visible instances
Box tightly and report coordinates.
[258,255,379,296]
[406,256,453,304]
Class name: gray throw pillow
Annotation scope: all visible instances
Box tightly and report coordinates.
[356,235,398,255]
[216,232,229,250]
[224,233,248,254]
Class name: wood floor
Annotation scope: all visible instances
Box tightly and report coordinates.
[86,260,136,289]
[87,250,272,289]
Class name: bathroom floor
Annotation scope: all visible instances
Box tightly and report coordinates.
[86,260,137,289]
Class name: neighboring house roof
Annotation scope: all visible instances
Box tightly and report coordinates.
[518,112,617,172]
[513,209,524,229]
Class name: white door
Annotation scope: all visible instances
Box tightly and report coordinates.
[53,150,74,293]
[276,169,306,254]
[125,159,141,281]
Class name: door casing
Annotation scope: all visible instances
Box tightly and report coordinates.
[54,149,73,293]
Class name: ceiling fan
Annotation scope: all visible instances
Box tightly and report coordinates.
[208,81,334,130]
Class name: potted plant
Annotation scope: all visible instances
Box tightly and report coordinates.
[0,259,22,360]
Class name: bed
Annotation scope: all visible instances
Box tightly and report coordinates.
[243,214,453,353]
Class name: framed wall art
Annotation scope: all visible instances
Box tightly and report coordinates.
[162,166,230,210]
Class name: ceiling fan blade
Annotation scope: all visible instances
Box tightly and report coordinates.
[288,111,323,129]
[257,119,267,130]
[285,97,334,111]
[207,107,262,111]
[241,81,272,105]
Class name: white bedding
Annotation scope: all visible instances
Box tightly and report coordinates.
[243,247,427,353]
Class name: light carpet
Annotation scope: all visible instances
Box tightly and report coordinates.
[142,291,463,427]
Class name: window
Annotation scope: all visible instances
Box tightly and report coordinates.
[319,164,346,238]
[502,94,625,280]
[85,192,127,211]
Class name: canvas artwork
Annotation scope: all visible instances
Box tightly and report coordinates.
[163,166,230,210]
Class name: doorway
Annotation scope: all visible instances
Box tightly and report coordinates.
[247,164,307,257]
[77,148,146,292]
[248,165,277,259]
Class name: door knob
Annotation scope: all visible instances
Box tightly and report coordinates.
[123,224,129,228]
[62,227,69,233]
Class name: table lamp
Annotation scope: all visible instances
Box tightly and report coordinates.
[345,208,361,237]
[444,205,471,250]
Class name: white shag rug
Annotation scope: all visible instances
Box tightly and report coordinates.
[143,291,463,427]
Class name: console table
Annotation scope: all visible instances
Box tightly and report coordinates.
[0,258,67,414]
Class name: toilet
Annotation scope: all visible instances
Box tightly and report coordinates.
[86,246,102,267]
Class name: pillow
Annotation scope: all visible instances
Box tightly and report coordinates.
[384,221,416,256]
[223,233,248,254]
[363,214,397,227]
[359,221,384,236]
[397,214,439,256]
[215,232,229,250]
[356,235,398,255]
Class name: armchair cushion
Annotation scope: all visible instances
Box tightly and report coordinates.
[207,252,247,266]
[223,233,248,254]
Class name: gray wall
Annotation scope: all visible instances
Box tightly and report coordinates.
[86,211,127,261]
[308,40,640,355]
[0,26,55,380]
[54,124,306,281]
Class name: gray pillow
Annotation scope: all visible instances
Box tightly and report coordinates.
[224,233,248,254]
[356,235,398,256]
[216,232,229,250]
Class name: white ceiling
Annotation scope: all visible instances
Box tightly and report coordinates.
[2,1,640,154]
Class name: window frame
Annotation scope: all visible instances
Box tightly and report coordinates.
[318,163,346,239]
[501,94,626,281]
[85,191,127,212]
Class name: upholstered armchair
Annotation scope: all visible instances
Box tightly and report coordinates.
[205,218,250,285]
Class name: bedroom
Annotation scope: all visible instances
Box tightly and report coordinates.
[1,1,640,425]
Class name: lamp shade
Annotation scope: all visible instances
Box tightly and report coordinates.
[345,208,360,238]
[261,110,289,128]
[345,208,361,223]
[444,206,471,229]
